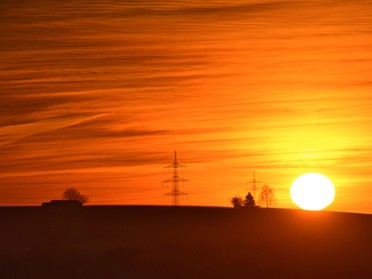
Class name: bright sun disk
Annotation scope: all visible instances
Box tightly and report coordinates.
[290,173,335,211]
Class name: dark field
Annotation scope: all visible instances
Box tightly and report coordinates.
[0,206,371,279]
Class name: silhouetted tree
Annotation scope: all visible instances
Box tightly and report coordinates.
[231,196,244,208]
[244,192,257,208]
[62,188,88,205]
[258,185,275,208]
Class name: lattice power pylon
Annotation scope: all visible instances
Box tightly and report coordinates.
[163,151,188,206]
[247,171,262,200]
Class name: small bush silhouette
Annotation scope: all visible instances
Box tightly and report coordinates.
[231,196,244,208]
[62,188,88,205]
[244,192,257,208]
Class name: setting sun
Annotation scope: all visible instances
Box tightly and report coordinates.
[290,173,335,211]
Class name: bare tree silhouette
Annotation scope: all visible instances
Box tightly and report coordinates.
[258,185,275,208]
[62,188,88,205]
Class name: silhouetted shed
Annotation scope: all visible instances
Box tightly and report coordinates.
[41,200,82,207]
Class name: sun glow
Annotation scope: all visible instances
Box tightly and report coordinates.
[290,173,335,211]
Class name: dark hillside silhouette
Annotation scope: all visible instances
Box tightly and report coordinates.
[0,206,370,279]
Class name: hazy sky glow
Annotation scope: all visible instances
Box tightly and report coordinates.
[1,0,372,213]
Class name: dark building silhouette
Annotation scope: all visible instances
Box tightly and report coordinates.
[41,200,82,208]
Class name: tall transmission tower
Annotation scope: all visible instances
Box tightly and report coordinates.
[163,151,188,206]
[247,171,262,200]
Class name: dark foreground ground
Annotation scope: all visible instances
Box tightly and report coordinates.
[0,206,371,279]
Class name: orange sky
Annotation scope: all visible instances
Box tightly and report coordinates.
[1,0,372,213]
